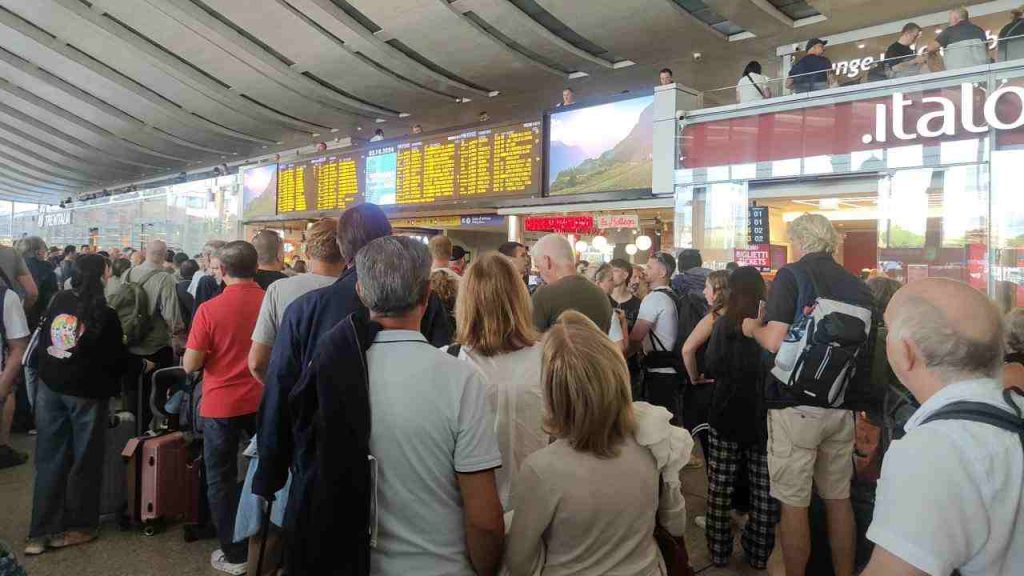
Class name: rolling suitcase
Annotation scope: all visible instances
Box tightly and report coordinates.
[123,431,193,535]
[100,410,135,526]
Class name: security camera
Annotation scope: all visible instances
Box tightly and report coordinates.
[692,52,703,62]
[677,110,687,121]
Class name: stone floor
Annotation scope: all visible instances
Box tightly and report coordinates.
[0,434,783,575]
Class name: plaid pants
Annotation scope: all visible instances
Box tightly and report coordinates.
[706,428,779,569]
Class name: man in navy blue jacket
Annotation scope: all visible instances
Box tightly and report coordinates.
[253,203,451,500]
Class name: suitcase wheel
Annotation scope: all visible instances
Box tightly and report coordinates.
[142,519,164,537]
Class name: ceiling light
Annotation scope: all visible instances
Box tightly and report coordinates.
[819,198,841,210]
[568,71,589,79]
[399,112,411,118]
[311,133,320,138]
[857,43,865,49]
[574,240,588,253]
[592,235,608,250]
[625,244,638,255]
[935,28,942,34]
[612,60,635,69]
[488,90,501,97]
[330,128,339,133]
[635,235,652,251]
[374,118,386,124]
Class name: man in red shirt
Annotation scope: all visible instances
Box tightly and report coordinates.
[184,241,265,575]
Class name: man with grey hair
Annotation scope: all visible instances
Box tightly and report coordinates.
[928,7,989,69]
[121,239,184,429]
[861,278,1023,576]
[743,213,873,576]
[531,233,611,332]
[281,236,504,575]
[189,239,227,297]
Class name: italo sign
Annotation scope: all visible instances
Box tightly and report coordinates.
[681,82,1024,170]
[37,211,72,228]
[862,83,1024,144]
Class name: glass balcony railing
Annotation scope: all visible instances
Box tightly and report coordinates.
[692,34,1024,110]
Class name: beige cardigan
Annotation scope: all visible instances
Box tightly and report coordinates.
[505,403,691,576]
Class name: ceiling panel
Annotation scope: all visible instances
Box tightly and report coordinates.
[0,0,996,202]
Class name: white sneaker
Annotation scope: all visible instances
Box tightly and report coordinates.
[210,549,247,575]
[694,515,707,529]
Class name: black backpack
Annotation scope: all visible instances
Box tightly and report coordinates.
[645,287,708,376]
[921,388,1024,457]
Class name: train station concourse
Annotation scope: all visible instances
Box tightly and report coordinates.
[0,1,1023,575]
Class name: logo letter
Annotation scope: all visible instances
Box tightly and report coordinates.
[917,96,957,138]
[984,85,1024,131]
[892,92,916,140]
[961,83,989,133]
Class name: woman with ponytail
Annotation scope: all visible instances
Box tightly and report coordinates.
[25,254,151,556]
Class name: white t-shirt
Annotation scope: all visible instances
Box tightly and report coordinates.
[637,288,678,374]
[449,343,545,511]
[251,273,336,345]
[608,310,624,343]
[1,289,30,370]
[867,378,1024,576]
[737,72,770,103]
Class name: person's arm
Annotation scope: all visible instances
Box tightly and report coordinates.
[248,341,272,384]
[182,348,206,373]
[456,470,504,576]
[0,337,26,399]
[159,274,184,336]
[682,314,714,383]
[861,546,929,576]
[0,291,29,398]
[615,310,629,355]
[505,462,555,576]
[16,273,37,310]
[183,306,209,374]
[453,370,505,574]
[743,320,789,353]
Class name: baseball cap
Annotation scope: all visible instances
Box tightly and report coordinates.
[806,38,827,50]
[450,245,467,261]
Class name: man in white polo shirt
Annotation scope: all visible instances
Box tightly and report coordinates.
[863,278,1023,576]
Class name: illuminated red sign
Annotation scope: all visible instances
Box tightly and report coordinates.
[735,244,771,271]
[524,215,594,233]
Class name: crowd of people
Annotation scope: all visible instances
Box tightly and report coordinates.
[0,204,1020,576]
[734,7,1024,101]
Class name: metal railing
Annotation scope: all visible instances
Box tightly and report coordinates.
[693,34,1024,109]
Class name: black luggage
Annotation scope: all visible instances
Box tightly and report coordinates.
[100,409,135,526]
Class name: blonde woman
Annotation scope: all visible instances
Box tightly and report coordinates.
[449,252,545,510]
[682,270,730,385]
[505,311,691,576]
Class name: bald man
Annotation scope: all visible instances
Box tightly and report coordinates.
[530,234,610,332]
[122,240,184,429]
[862,278,1023,576]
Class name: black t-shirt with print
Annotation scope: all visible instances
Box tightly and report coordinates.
[610,295,642,331]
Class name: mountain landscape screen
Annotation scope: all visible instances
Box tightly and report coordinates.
[547,94,654,195]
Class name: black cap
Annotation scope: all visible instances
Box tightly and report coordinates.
[806,38,827,50]
[450,245,467,261]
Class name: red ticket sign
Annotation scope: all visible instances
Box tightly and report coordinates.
[735,244,771,271]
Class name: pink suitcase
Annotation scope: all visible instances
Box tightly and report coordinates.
[123,431,196,535]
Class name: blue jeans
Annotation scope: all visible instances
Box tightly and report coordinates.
[30,381,108,539]
[204,414,257,564]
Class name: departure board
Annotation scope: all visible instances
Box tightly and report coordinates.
[275,121,541,215]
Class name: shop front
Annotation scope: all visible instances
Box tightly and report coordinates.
[676,62,1024,310]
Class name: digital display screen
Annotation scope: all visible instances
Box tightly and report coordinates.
[547,95,654,195]
[275,121,541,215]
[241,164,277,219]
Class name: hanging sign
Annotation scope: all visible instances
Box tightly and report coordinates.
[596,214,640,229]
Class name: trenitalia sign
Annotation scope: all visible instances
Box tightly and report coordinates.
[681,83,1024,170]
[863,83,1024,144]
